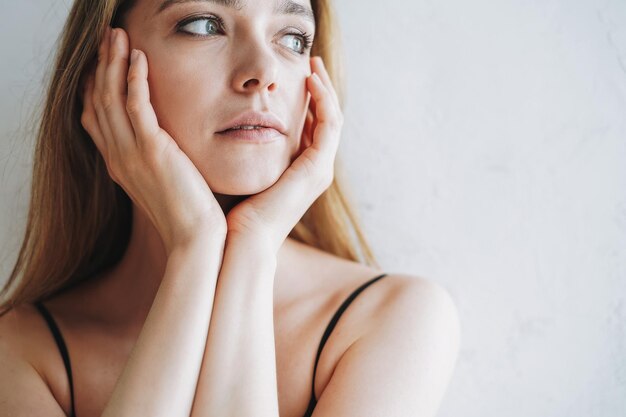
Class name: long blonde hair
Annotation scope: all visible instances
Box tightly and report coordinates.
[0,0,380,316]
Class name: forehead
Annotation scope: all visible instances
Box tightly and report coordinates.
[148,0,314,21]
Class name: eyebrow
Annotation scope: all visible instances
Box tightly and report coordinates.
[155,0,315,23]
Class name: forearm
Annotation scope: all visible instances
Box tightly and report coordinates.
[190,234,279,417]
[102,236,225,417]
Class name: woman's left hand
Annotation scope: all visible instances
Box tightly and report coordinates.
[225,56,343,252]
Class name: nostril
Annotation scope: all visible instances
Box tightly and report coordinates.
[243,79,260,88]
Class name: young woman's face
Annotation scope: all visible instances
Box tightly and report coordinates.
[124,0,315,195]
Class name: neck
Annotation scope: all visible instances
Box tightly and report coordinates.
[93,194,301,326]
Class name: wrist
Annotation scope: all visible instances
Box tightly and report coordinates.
[225,232,279,270]
[167,229,226,258]
[226,231,278,254]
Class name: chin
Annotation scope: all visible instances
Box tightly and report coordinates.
[211,181,273,196]
[204,161,290,196]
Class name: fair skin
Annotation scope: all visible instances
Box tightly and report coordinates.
[0,0,461,416]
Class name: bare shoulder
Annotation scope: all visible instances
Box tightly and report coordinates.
[375,273,461,333]
[351,272,461,346]
[0,304,68,416]
[0,303,51,366]
[311,273,462,416]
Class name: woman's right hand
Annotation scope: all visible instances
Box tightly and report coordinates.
[81,26,226,254]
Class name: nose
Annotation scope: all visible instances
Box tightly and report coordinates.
[230,37,279,94]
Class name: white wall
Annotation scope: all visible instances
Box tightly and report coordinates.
[1,1,625,416]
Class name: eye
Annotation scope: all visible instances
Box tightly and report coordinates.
[177,15,224,37]
[175,15,314,55]
[279,32,313,55]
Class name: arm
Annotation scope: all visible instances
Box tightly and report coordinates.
[0,235,226,417]
[101,235,226,417]
[78,25,232,416]
[189,234,280,417]
[188,55,344,417]
[307,276,461,417]
[0,311,69,416]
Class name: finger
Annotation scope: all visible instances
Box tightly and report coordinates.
[93,26,116,151]
[241,73,339,239]
[300,91,315,148]
[81,71,107,155]
[308,88,317,117]
[126,49,161,147]
[308,73,339,134]
[297,108,314,154]
[305,72,341,167]
[104,27,137,148]
[310,57,340,111]
[94,26,110,98]
[304,110,314,148]
[305,87,318,141]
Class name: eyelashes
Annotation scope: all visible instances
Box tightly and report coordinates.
[175,14,314,55]
[176,14,225,36]
[284,30,313,54]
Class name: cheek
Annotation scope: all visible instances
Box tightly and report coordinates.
[134,46,312,194]
[283,67,310,135]
[146,51,223,140]
[291,67,310,112]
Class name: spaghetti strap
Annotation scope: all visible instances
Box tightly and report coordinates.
[32,274,388,417]
[34,301,76,417]
[302,273,389,417]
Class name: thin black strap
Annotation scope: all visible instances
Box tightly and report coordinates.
[35,301,76,417]
[303,273,388,417]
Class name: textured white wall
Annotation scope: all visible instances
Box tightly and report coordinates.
[1,1,625,416]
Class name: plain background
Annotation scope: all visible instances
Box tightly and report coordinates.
[1,1,625,416]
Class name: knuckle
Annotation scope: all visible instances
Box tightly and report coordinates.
[126,101,141,117]
[117,54,129,66]
[108,50,128,66]
[127,71,141,84]
[80,111,92,130]
[328,117,341,130]
[106,163,117,182]
[92,89,103,110]
[101,90,114,110]
[107,158,126,183]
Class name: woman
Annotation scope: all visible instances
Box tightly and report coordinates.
[0,0,461,416]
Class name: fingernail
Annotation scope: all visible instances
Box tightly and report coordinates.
[110,28,116,43]
[131,49,138,63]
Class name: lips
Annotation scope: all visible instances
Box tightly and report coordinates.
[216,111,287,135]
